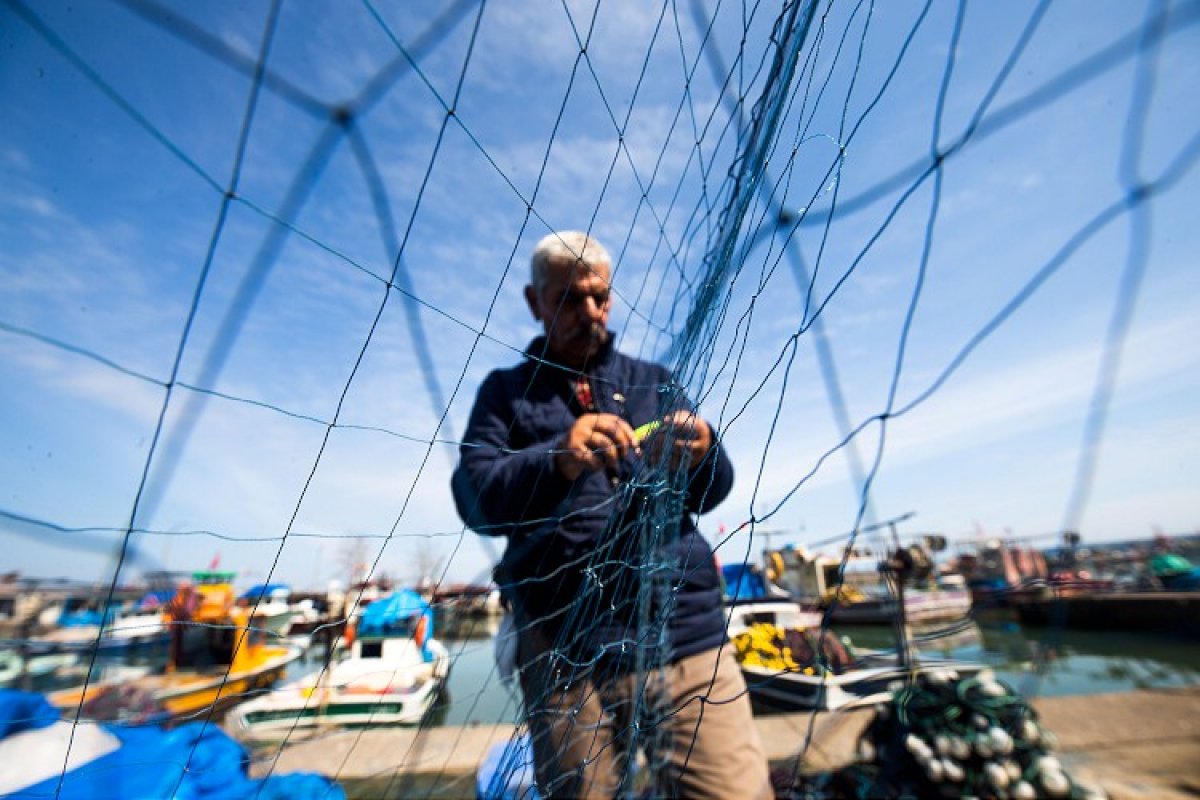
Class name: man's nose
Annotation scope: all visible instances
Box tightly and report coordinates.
[582,295,605,319]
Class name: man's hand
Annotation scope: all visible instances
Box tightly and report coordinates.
[554,413,638,481]
[644,409,712,471]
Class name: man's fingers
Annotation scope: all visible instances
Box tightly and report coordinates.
[574,426,614,471]
[609,418,637,454]
[561,413,644,476]
[596,415,635,444]
[580,444,607,472]
[664,410,701,439]
[587,416,636,455]
[648,411,711,471]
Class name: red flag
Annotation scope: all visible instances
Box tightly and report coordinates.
[208,552,221,570]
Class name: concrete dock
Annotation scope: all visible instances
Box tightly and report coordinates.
[250,685,1200,798]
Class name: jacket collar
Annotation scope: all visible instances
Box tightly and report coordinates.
[524,332,617,376]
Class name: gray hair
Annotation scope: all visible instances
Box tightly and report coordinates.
[530,231,611,290]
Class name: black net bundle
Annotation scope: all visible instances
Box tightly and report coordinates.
[803,670,1110,800]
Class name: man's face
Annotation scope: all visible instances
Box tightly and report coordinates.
[526,258,612,368]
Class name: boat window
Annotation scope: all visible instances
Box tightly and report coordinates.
[360,641,383,658]
[175,623,237,669]
[981,551,1003,573]
[63,597,89,614]
[822,564,841,591]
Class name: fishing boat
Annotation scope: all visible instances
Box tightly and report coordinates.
[726,598,984,712]
[26,590,173,655]
[238,583,296,638]
[0,575,47,639]
[227,589,450,740]
[47,571,302,723]
[955,538,1053,607]
[824,578,974,625]
[0,650,80,687]
[1148,542,1200,591]
[284,597,324,637]
[766,542,973,625]
[27,612,169,655]
[726,598,872,711]
[723,543,983,712]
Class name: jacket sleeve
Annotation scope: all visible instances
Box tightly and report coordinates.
[451,371,573,535]
[684,429,734,514]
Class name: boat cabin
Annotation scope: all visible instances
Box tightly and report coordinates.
[768,547,886,603]
[163,572,270,674]
[348,589,435,664]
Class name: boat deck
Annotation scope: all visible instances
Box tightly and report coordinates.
[48,646,300,712]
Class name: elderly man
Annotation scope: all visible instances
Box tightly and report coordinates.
[452,231,771,799]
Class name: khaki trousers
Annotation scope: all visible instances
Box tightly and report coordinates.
[518,626,772,799]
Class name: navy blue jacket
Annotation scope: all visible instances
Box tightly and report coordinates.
[452,336,734,668]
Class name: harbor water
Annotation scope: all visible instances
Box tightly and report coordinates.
[14,612,1198,729]
[287,613,1200,728]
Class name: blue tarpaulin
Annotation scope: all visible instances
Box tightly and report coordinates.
[357,590,433,639]
[0,690,344,800]
[721,564,768,601]
[238,584,291,603]
[57,608,106,628]
[476,733,540,800]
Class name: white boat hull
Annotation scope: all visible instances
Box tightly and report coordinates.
[228,638,450,740]
[739,657,985,712]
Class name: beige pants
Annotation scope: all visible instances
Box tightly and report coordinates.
[518,627,772,799]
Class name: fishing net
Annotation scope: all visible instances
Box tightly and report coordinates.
[2,0,1197,797]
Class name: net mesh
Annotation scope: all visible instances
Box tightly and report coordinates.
[1,0,1197,796]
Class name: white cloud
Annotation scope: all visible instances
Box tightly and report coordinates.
[0,337,164,423]
[733,308,1200,520]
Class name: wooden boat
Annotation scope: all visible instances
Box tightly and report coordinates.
[227,589,449,740]
[47,571,301,723]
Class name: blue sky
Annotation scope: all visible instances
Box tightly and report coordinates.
[1,0,1197,590]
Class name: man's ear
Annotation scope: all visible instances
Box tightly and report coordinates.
[524,285,541,321]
